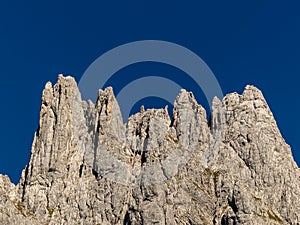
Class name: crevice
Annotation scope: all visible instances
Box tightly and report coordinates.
[221,214,237,225]
[170,116,175,128]
[21,165,29,202]
[208,114,212,128]
[221,215,237,225]
[92,169,98,179]
[95,115,101,134]
[123,211,131,225]
[246,134,251,142]
[79,164,84,177]
[221,216,226,225]
[141,150,147,166]
[228,196,238,214]
[53,109,58,126]
[104,98,109,116]
[145,125,150,139]
[57,84,62,112]
[48,168,56,173]
[92,130,99,179]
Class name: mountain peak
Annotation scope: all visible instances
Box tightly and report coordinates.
[0,75,299,225]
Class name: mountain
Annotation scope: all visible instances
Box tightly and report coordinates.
[0,75,299,225]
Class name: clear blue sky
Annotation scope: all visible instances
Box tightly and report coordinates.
[1,1,299,184]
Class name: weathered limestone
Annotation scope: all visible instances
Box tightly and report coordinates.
[0,75,299,225]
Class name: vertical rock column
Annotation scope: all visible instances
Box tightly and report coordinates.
[19,75,91,223]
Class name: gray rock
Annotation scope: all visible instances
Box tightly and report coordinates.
[0,75,299,225]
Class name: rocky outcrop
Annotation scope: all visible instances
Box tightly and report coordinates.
[0,75,299,224]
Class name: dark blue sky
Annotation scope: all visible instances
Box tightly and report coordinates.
[1,1,299,184]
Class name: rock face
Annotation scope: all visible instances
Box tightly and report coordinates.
[0,75,299,225]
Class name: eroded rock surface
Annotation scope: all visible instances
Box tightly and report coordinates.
[0,75,299,225]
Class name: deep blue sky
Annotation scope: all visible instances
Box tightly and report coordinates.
[1,1,299,184]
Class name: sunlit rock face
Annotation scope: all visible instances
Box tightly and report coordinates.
[0,75,299,225]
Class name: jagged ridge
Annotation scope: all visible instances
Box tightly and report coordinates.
[0,75,299,225]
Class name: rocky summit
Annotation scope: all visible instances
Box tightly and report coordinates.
[0,75,299,225]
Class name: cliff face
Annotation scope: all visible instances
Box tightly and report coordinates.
[0,75,299,225]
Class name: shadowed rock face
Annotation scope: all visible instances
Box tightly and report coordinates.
[0,75,299,225]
